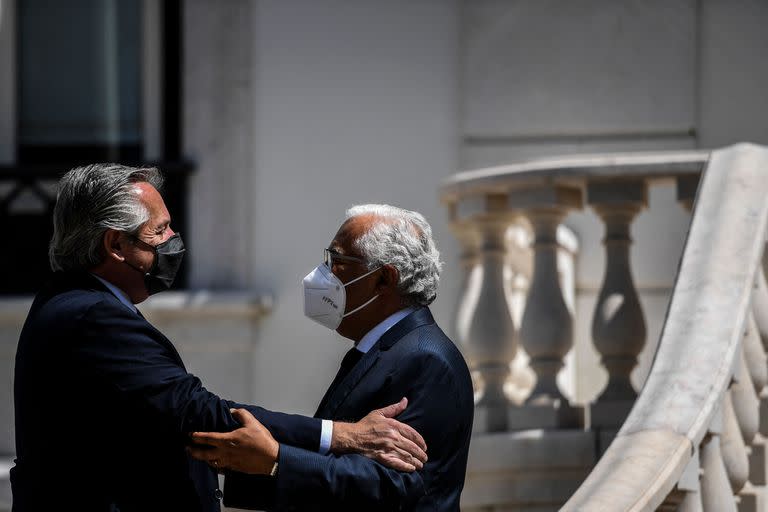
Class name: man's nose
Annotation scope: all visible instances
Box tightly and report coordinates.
[166,226,176,240]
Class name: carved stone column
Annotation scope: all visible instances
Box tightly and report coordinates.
[743,315,768,512]
[732,345,760,446]
[754,269,768,354]
[513,185,583,429]
[676,174,700,212]
[666,451,704,512]
[450,194,517,433]
[701,401,738,512]
[587,180,647,428]
[722,390,750,496]
[449,210,481,374]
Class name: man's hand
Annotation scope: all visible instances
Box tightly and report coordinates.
[331,397,428,472]
[188,409,279,475]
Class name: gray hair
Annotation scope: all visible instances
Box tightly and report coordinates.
[49,163,164,272]
[346,204,442,306]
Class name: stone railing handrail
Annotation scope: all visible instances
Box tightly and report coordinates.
[561,143,768,510]
[441,150,709,203]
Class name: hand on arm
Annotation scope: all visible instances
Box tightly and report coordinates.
[330,397,428,472]
[188,409,279,475]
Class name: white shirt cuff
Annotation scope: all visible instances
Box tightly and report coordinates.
[319,419,333,454]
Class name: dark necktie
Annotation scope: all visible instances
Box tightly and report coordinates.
[316,348,364,415]
[332,348,364,389]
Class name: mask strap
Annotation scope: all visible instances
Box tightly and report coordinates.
[124,259,150,277]
[342,294,379,318]
[343,266,381,288]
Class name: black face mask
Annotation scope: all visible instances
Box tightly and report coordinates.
[125,233,186,295]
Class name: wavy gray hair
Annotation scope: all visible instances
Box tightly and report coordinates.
[346,204,442,306]
[49,163,164,272]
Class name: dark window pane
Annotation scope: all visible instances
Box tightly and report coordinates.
[18,0,142,148]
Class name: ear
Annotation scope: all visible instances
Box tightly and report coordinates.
[377,264,399,293]
[102,229,126,263]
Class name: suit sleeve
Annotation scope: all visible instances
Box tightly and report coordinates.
[75,299,321,449]
[224,352,459,511]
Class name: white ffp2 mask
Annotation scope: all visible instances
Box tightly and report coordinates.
[303,263,380,330]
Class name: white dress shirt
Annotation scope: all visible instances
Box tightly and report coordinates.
[318,307,416,453]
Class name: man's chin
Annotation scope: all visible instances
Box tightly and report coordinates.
[335,323,354,341]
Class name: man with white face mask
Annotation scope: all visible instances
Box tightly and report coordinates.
[190,204,474,511]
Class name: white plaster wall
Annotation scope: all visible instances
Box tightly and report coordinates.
[185,0,259,290]
[698,0,768,148]
[243,0,460,413]
[463,0,697,138]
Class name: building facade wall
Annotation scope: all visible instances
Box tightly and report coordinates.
[0,0,767,508]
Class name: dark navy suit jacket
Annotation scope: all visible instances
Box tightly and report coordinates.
[224,307,474,511]
[12,272,323,512]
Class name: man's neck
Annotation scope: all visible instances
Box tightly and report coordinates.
[354,306,415,353]
[90,272,138,313]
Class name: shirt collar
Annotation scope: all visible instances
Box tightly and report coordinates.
[91,274,138,314]
[355,307,416,354]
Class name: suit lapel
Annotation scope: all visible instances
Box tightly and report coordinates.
[81,273,187,368]
[315,307,436,419]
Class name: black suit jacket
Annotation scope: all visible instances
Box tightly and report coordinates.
[224,307,474,511]
[12,272,322,512]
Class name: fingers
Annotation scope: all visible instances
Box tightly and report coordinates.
[190,431,233,447]
[231,408,259,427]
[389,419,427,454]
[390,432,428,464]
[375,452,416,473]
[377,397,408,418]
[391,444,424,470]
[187,445,223,464]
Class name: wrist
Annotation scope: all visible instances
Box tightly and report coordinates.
[269,443,280,477]
[330,421,354,453]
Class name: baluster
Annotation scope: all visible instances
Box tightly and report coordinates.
[512,185,583,429]
[722,390,750,496]
[587,180,647,428]
[679,491,704,512]
[732,344,760,446]
[753,272,768,440]
[701,400,738,512]
[676,174,700,213]
[753,269,768,353]
[450,212,481,375]
[453,194,517,433]
[743,314,768,512]
[665,451,703,512]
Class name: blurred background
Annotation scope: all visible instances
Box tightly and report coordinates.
[0,0,767,510]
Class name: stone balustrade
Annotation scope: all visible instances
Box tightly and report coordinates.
[444,143,768,511]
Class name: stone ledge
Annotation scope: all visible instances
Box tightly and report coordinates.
[463,429,597,509]
[141,291,273,320]
[0,290,273,326]
[467,429,597,473]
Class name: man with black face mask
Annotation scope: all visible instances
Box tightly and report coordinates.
[11,164,427,512]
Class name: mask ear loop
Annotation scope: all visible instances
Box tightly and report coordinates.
[340,266,383,318]
[342,266,381,287]
[342,293,379,319]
